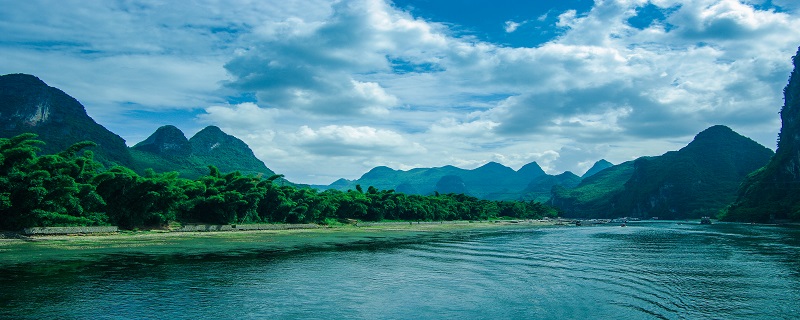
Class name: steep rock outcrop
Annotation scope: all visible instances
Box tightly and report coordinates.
[726,47,800,222]
[0,73,132,167]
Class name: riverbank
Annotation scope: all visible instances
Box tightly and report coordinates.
[0,220,559,267]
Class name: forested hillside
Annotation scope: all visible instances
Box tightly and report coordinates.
[0,74,132,167]
[0,73,280,181]
[552,126,773,219]
[324,160,584,201]
[0,134,560,231]
[131,125,276,179]
[725,47,800,222]
[550,161,635,218]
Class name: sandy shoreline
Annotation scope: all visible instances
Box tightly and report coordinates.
[0,220,560,267]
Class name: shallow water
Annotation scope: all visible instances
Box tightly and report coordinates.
[1,222,798,319]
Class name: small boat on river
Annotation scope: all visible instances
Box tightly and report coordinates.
[700,217,712,224]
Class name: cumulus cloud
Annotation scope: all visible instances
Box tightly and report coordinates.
[292,125,426,156]
[122,0,800,180]
[223,0,442,115]
[3,0,800,183]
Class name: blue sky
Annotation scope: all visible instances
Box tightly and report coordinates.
[1,0,799,184]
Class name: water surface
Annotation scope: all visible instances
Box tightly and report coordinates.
[1,222,798,319]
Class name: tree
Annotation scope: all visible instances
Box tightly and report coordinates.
[1,135,107,229]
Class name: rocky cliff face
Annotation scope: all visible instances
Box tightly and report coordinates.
[0,73,132,167]
[726,47,800,222]
[776,48,800,182]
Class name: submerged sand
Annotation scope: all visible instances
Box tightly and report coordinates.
[0,220,559,267]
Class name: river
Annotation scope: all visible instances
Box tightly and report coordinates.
[1,221,798,319]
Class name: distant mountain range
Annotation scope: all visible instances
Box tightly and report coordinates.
[318,159,602,202]
[1,72,781,220]
[0,73,275,180]
[328,125,773,220]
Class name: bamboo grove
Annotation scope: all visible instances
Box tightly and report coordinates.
[0,134,559,230]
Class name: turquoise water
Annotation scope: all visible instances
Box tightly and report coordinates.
[1,222,799,319]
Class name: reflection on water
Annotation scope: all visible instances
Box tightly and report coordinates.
[1,222,798,319]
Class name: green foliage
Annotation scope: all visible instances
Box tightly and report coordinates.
[0,133,562,230]
[0,134,107,229]
[129,125,277,180]
[93,167,185,229]
[180,168,266,224]
[0,74,134,168]
[551,161,635,218]
[552,126,773,219]
[324,162,554,201]
[724,47,800,222]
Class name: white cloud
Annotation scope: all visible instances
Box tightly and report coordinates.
[504,20,523,33]
[3,0,800,184]
[292,125,426,156]
[200,102,281,128]
[557,10,579,28]
[223,0,445,115]
[430,118,499,137]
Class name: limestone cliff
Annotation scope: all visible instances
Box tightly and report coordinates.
[726,47,800,222]
[0,73,132,167]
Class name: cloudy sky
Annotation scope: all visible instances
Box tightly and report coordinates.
[2,0,799,184]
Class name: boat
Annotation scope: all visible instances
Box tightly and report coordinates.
[700,217,712,225]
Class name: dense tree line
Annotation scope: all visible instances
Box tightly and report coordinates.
[0,134,559,230]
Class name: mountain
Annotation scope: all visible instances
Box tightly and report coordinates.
[130,125,276,179]
[0,74,133,167]
[725,47,800,222]
[520,172,581,203]
[552,125,774,219]
[551,161,635,218]
[582,159,613,179]
[132,125,192,157]
[323,161,575,200]
[0,73,279,180]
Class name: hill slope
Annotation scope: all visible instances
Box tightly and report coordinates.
[551,161,635,218]
[323,160,580,201]
[553,126,773,219]
[0,74,132,167]
[582,159,614,178]
[725,47,800,222]
[130,125,276,179]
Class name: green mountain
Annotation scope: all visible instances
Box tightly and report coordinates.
[130,125,276,179]
[520,172,581,203]
[552,125,773,219]
[191,126,276,177]
[132,125,192,157]
[582,159,613,179]
[551,161,635,218]
[323,161,576,200]
[0,73,277,180]
[0,74,133,167]
[725,47,800,222]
